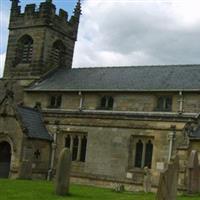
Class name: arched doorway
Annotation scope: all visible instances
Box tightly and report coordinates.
[0,142,11,178]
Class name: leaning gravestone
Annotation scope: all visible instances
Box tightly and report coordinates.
[187,150,200,194]
[55,148,72,196]
[156,155,179,200]
[18,160,32,180]
[143,166,152,193]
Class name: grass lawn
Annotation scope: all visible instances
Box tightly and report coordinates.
[0,179,200,200]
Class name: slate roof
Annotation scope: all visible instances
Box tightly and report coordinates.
[17,106,52,141]
[27,65,200,92]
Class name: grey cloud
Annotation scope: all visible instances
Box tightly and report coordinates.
[73,0,200,67]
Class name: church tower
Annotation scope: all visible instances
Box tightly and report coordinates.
[3,0,81,79]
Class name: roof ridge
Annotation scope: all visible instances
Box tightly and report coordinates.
[71,64,200,70]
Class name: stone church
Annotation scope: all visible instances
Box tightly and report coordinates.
[0,0,200,191]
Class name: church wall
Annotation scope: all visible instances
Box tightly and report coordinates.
[21,138,51,179]
[0,116,24,178]
[24,91,200,113]
[183,93,200,113]
[44,113,187,188]
[24,92,49,108]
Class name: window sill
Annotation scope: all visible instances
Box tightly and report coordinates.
[127,168,144,174]
[96,107,113,110]
[154,108,172,112]
[47,106,61,109]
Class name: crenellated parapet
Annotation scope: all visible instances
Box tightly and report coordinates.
[9,0,81,40]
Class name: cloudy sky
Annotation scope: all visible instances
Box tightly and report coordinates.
[1,0,200,77]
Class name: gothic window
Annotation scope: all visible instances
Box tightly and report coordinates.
[49,95,62,108]
[64,133,87,162]
[80,136,87,162]
[156,96,172,112]
[51,40,66,66]
[17,35,33,64]
[135,140,143,168]
[100,96,114,110]
[131,138,154,169]
[144,140,153,168]
[65,135,71,148]
[72,136,79,161]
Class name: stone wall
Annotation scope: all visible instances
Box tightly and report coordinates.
[44,111,187,188]
[0,115,24,177]
[22,138,51,179]
[184,94,200,113]
[24,91,200,113]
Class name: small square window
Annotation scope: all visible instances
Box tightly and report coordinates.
[100,96,114,110]
[49,95,62,108]
[156,96,172,112]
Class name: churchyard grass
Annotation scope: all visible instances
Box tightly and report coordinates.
[0,179,199,200]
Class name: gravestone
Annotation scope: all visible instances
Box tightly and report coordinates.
[18,161,32,179]
[55,148,72,196]
[156,155,179,200]
[187,150,200,194]
[143,166,151,193]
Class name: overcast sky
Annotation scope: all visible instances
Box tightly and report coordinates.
[1,0,200,77]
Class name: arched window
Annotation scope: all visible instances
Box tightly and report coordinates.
[101,96,107,108]
[100,96,114,110]
[65,135,71,149]
[51,40,66,66]
[108,97,114,108]
[17,35,33,64]
[80,136,87,162]
[49,94,62,108]
[135,140,143,168]
[0,142,11,178]
[131,138,154,169]
[144,140,153,168]
[72,136,79,161]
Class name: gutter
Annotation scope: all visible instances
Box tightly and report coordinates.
[25,88,200,92]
